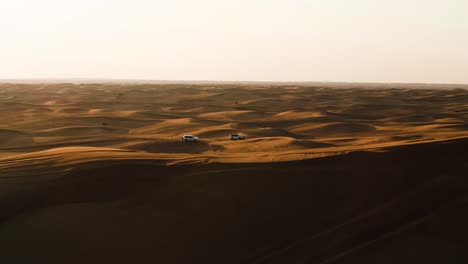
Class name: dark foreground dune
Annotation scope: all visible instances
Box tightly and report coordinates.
[0,82,467,263]
[0,138,467,263]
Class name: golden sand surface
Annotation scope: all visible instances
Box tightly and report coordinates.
[0,83,467,263]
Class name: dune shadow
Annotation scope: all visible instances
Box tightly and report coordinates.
[127,140,225,154]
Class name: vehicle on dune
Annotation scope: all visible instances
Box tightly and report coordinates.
[182,134,199,142]
[230,134,245,140]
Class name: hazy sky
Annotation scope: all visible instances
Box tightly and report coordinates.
[0,0,467,83]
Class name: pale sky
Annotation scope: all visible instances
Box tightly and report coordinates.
[0,0,467,83]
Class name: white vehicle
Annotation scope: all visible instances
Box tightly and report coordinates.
[230,134,245,140]
[182,134,199,142]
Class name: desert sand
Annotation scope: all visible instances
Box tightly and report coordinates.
[0,82,467,263]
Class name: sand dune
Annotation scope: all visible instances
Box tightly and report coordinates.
[36,126,123,136]
[197,110,268,121]
[129,118,207,136]
[87,109,139,117]
[0,138,467,264]
[0,129,33,147]
[385,114,436,123]
[188,124,239,138]
[0,83,467,263]
[273,110,324,120]
[290,122,377,135]
[1,83,466,157]
[126,140,223,154]
[220,137,332,153]
[54,107,89,114]
[1,83,466,156]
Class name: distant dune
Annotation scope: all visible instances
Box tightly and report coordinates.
[0,83,467,263]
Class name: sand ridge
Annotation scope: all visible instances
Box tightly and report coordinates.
[0,84,467,160]
[1,83,467,169]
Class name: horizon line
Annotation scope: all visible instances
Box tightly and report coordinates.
[0,78,467,87]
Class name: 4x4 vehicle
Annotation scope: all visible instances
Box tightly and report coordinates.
[182,135,199,141]
[230,134,245,140]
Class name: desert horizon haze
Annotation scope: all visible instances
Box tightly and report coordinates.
[1,0,468,83]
